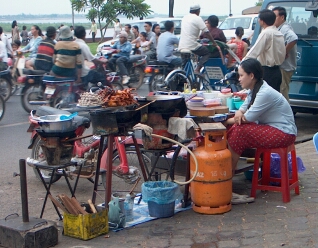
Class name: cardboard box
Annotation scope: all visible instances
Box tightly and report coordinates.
[63,206,108,240]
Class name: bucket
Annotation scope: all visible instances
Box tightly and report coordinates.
[148,201,175,218]
[112,192,136,213]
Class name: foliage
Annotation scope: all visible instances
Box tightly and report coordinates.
[255,1,263,6]
[87,42,99,54]
[70,0,152,42]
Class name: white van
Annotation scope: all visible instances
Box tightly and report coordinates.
[218,14,258,41]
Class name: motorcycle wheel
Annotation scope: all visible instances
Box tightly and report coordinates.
[0,76,13,102]
[21,85,44,113]
[0,95,5,121]
[148,74,165,93]
[127,67,144,89]
[165,71,191,92]
[31,136,62,184]
[101,145,151,191]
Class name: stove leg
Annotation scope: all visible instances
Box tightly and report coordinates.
[105,135,114,207]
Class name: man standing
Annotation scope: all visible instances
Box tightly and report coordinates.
[108,31,132,84]
[34,26,56,72]
[0,27,13,58]
[244,9,286,91]
[157,21,182,68]
[74,26,108,87]
[124,24,134,42]
[178,4,217,74]
[273,6,298,101]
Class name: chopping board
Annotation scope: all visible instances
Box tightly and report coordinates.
[188,107,216,116]
[211,106,229,114]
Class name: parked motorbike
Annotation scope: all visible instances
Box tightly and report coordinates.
[99,47,147,89]
[26,106,150,190]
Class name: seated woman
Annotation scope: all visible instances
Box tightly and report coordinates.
[224,58,297,178]
[20,25,43,69]
[227,27,248,67]
[137,32,149,55]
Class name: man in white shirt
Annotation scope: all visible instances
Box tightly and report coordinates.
[273,6,298,101]
[74,26,108,87]
[179,4,217,74]
[244,9,286,91]
[0,27,13,58]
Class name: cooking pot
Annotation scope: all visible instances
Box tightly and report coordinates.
[145,95,185,113]
[34,114,75,132]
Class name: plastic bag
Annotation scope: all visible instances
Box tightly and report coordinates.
[270,153,306,178]
[142,181,182,204]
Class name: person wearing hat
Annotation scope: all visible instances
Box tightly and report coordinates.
[34,26,56,72]
[108,31,132,84]
[50,26,82,84]
[74,25,109,88]
[179,4,218,74]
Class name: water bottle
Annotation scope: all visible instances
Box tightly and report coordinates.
[124,194,134,222]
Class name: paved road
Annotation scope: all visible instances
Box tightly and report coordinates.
[0,91,317,246]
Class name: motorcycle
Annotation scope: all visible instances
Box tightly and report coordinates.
[144,60,176,93]
[99,46,147,90]
[26,106,150,191]
[0,67,13,102]
[0,94,5,121]
[19,62,123,112]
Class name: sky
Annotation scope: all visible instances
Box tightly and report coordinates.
[0,0,259,16]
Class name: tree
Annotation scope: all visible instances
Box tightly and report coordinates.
[70,0,152,42]
[255,0,263,6]
[169,0,174,17]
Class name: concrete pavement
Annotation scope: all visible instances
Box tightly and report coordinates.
[52,139,318,248]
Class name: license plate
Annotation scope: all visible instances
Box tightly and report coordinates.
[44,87,55,95]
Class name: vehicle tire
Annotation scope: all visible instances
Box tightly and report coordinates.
[0,76,13,101]
[128,67,144,89]
[165,71,191,92]
[21,85,44,113]
[101,145,151,192]
[148,74,165,93]
[31,136,62,184]
[0,95,5,121]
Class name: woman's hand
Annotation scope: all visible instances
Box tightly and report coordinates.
[234,110,245,125]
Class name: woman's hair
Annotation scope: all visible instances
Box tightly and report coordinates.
[235,27,244,38]
[33,25,43,37]
[240,58,264,109]
[22,25,26,30]
[117,19,120,23]
[140,32,147,39]
[207,15,219,28]
[152,24,160,33]
[132,25,139,32]
[12,20,17,29]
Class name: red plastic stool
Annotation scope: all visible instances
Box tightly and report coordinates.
[250,144,299,203]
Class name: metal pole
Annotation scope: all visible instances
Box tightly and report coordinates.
[72,7,75,28]
[19,159,29,222]
[229,0,232,16]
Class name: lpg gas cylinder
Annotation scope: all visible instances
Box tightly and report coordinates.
[190,123,232,214]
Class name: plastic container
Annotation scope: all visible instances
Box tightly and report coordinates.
[148,201,175,218]
[203,91,220,99]
[233,100,245,110]
[226,97,235,110]
[218,92,233,106]
[124,194,134,222]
